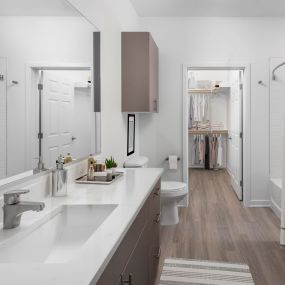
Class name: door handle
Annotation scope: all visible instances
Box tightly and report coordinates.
[153,188,160,196]
[153,99,158,111]
[228,137,232,140]
[71,136,77,141]
[154,247,161,259]
[154,213,161,224]
[121,273,133,285]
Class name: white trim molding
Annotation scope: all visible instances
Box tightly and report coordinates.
[271,198,281,219]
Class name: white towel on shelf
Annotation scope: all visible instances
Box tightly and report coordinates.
[168,155,178,170]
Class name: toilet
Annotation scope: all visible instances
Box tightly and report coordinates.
[160,181,187,225]
[124,156,188,226]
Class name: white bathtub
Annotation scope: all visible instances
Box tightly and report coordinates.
[269,178,282,219]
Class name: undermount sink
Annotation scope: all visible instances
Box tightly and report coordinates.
[0,204,117,263]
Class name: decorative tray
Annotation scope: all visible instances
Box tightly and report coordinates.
[75,172,124,185]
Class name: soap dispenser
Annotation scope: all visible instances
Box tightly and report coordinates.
[52,154,67,197]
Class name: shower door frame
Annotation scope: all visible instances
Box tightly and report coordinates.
[182,62,251,207]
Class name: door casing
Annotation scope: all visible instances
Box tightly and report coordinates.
[182,62,251,206]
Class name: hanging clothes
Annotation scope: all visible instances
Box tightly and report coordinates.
[190,93,210,125]
[188,95,193,129]
[198,136,205,163]
[217,135,223,167]
[210,135,220,169]
[192,135,205,165]
[205,135,210,169]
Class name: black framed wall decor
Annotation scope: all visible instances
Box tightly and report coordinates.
[127,114,135,156]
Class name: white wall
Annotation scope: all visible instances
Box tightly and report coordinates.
[138,17,285,204]
[0,58,7,179]
[0,16,94,177]
[67,0,141,165]
[269,58,285,179]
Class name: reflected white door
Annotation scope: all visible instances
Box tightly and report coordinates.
[0,58,6,179]
[42,71,74,168]
[228,70,243,200]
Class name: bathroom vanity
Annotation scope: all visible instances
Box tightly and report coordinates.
[97,179,161,285]
[0,168,163,285]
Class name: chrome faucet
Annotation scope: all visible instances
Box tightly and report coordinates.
[3,189,45,229]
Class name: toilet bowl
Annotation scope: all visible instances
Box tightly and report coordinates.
[124,156,188,226]
[160,181,188,226]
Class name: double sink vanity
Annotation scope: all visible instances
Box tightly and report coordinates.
[0,167,163,285]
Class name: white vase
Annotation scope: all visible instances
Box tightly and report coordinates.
[107,169,113,181]
[112,168,117,175]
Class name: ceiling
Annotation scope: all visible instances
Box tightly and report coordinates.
[130,0,285,17]
[0,0,79,16]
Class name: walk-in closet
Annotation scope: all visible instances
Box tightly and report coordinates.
[187,68,244,200]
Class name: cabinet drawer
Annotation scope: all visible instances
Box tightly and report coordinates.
[147,210,160,284]
[96,202,148,285]
[120,227,149,285]
[149,244,161,285]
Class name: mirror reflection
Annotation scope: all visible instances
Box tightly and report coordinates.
[0,0,100,180]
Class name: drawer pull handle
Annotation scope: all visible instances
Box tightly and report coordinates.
[154,188,160,196]
[154,213,161,224]
[121,273,133,285]
[154,247,161,259]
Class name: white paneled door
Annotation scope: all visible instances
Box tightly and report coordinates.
[228,70,243,200]
[0,58,7,179]
[42,71,74,168]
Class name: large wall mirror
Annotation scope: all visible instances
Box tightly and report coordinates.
[0,0,101,183]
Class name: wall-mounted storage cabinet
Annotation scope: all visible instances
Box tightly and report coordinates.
[122,32,159,113]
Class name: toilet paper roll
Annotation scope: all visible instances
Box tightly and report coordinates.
[168,155,178,170]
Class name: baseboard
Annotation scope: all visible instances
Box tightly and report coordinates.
[270,198,281,220]
[188,164,226,169]
[248,200,271,207]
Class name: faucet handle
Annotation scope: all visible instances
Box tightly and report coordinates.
[4,189,30,205]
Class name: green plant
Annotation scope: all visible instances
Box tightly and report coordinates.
[105,156,117,169]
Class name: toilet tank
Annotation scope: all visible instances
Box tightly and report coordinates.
[124,156,149,168]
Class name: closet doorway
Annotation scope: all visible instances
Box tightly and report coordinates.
[185,67,245,201]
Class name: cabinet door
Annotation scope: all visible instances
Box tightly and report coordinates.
[148,180,161,284]
[121,32,159,113]
[149,34,159,113]
[148,226,160,284]
[96,203,147,285]
[120,228,149,285]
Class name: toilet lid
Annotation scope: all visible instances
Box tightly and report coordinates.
[161,181,188,196]
[124,156,148,168]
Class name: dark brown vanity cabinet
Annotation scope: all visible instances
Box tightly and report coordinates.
[96,180,161,285]
[121,32,159,113]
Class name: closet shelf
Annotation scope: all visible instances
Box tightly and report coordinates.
[188,87,230,94]
[74,82,91,88]
[188,129,228,135]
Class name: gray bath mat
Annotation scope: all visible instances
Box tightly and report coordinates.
[159,258,255,284]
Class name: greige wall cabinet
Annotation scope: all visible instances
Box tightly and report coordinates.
[122,32,159,113]
[96,179,161,285]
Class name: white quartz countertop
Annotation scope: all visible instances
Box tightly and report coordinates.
[0,168,163,285]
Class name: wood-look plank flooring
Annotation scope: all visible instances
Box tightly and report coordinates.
[157,169,285,285]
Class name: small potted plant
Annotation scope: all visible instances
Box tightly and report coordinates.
[105,156,118,179]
